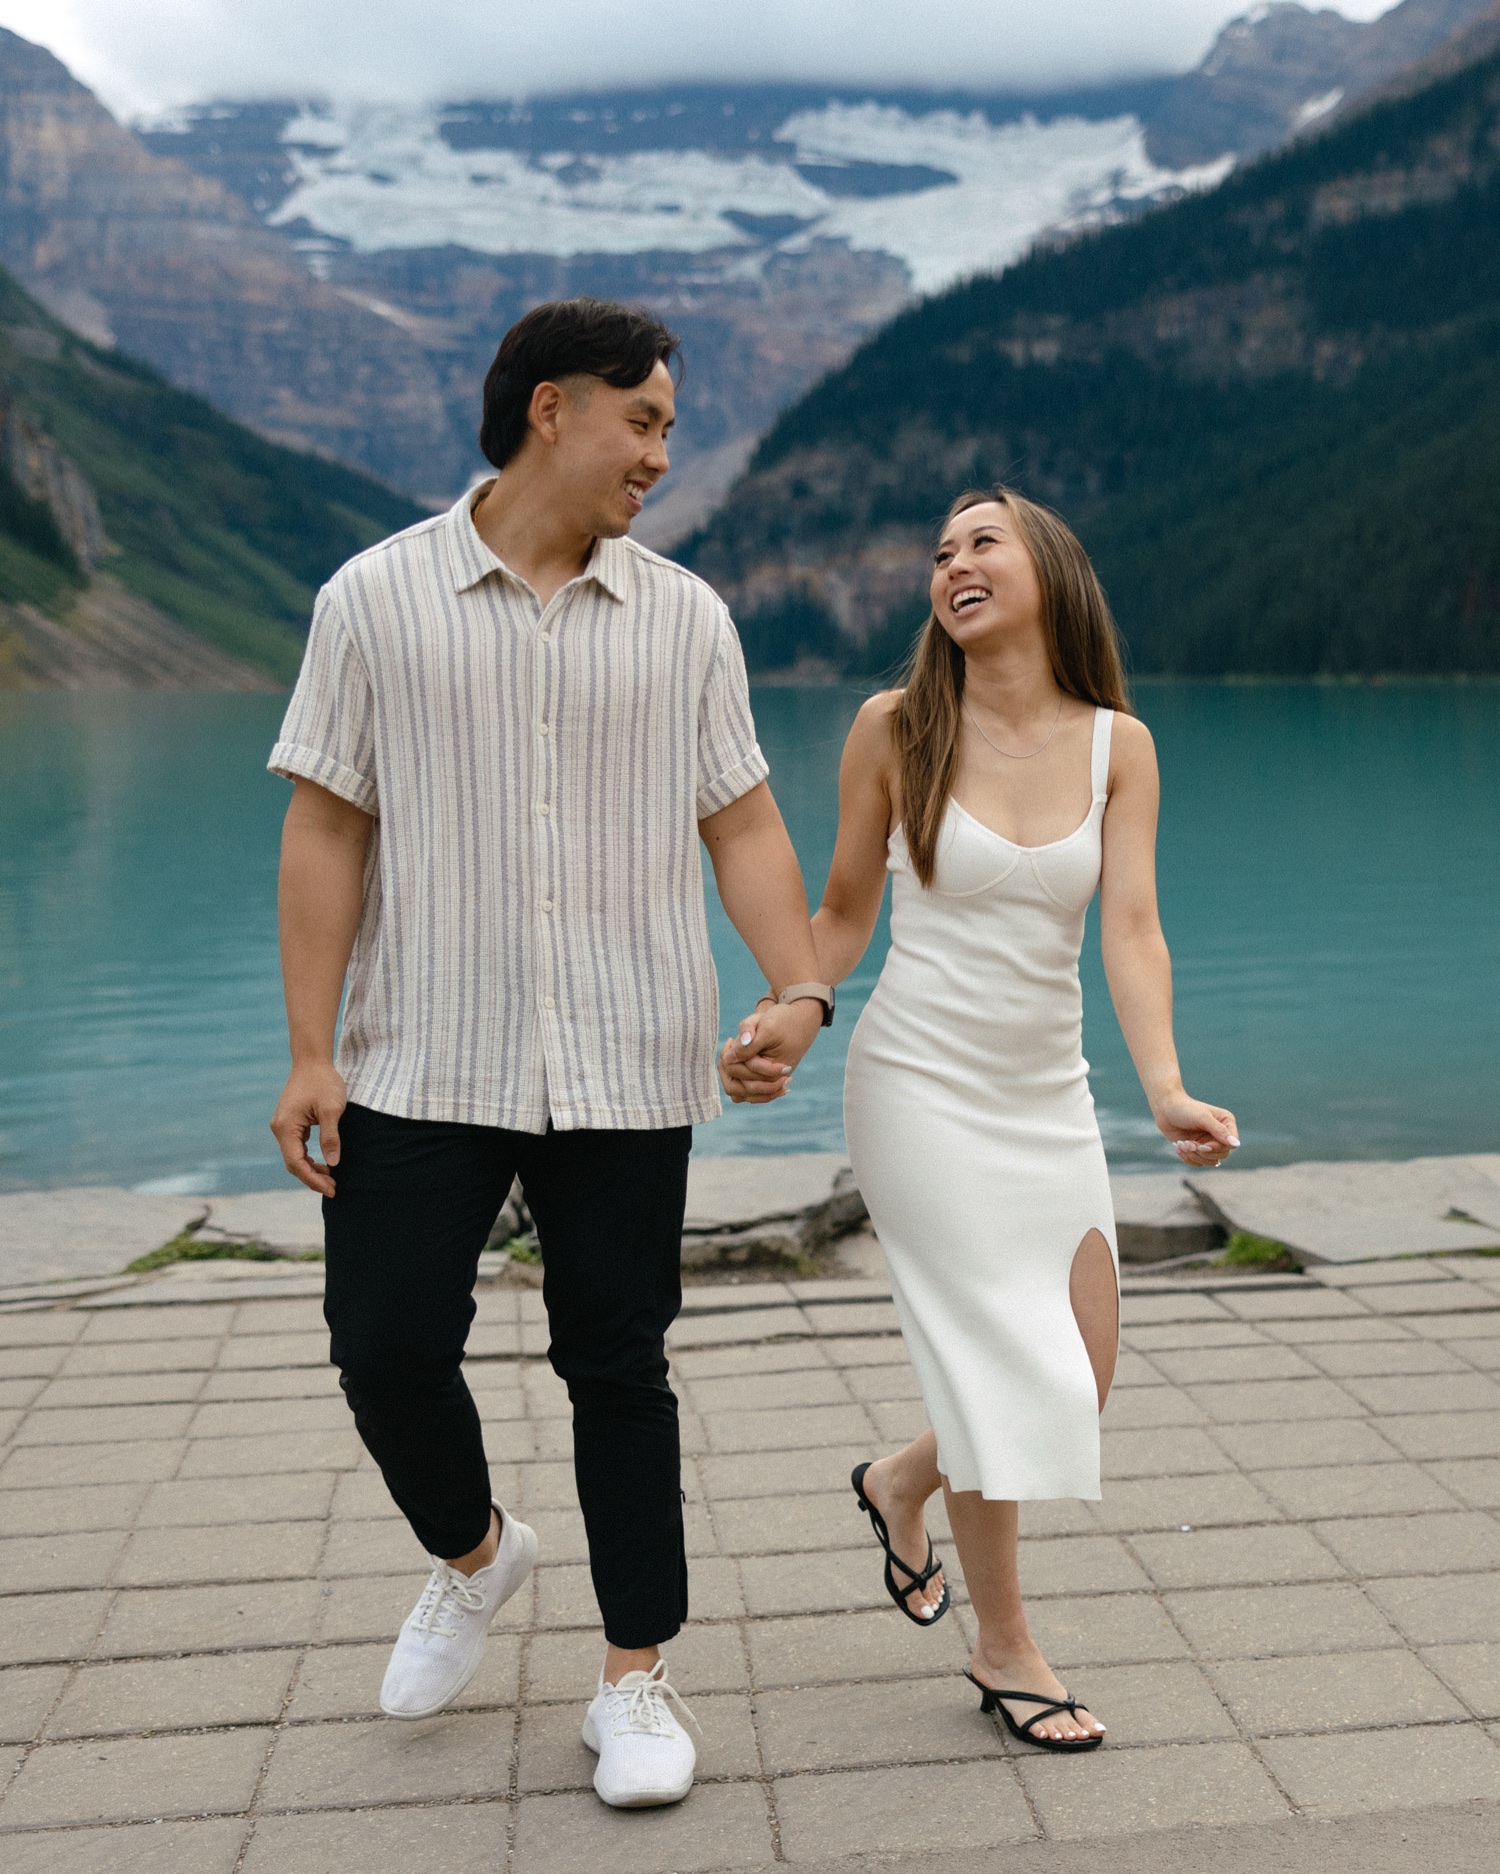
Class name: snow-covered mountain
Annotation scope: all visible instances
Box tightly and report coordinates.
[4,2,1487,530]
[138,80,1233,532]
[265,97,1230,298]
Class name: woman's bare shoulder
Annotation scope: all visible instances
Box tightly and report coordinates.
[1110,709,1155,755]
[851,687,903,734]
[1107,708,1158,786]
[843,687,901,747]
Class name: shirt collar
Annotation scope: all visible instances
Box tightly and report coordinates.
[446,480,629,604]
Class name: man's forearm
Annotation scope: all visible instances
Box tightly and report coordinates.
[709,817,821,992]
[278,785,372,1061]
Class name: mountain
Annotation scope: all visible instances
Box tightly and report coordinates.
[1144,0,1495,165]
[0,29,460,498]
[0,267,423,688]
[1329,0,1500,106]
[680,39,1500,677]
[134,79,1206,538]
[0,6,1479,537]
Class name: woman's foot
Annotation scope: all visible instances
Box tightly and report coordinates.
[859,1455,947,1619]
[969,1642,1104,1743]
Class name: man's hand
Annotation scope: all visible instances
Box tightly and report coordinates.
[718,1000,824,1104]
[270,1061,349,1197]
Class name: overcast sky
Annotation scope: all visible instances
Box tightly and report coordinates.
[0,1,1400,120]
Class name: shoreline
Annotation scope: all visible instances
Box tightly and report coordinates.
[3,1150,1497,1297]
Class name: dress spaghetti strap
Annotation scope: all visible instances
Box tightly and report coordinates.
[1090,708,1114,804]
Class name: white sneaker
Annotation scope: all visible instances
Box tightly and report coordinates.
[582,1659,699,1808]
[379,1502,537,1720]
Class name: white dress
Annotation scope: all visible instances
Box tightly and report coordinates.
[843,707,1119,1501]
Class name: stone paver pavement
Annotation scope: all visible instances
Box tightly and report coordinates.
[2,1256,1500,1868]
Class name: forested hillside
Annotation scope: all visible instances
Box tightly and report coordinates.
[0,269,423,686]
[684,43,1500,677]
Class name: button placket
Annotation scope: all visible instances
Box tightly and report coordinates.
[535,600,560,1030]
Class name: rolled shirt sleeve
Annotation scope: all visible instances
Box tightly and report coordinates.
[695,604,770,818]
[268,586,379,815]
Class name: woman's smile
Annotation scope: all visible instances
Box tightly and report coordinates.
[948,584,992,617]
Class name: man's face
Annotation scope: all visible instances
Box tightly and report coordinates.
[551,361,675,537]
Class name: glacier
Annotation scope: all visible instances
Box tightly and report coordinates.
[272,99,1231,296]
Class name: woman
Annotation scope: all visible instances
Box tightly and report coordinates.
[722,487,1238,1751]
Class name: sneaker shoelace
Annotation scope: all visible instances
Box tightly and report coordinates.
[606,1665,701,1739]
[409,1561,487,1640]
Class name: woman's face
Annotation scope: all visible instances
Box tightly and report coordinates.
[929,502,1044,652]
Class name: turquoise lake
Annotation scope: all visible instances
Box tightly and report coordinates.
[1,683,1496,1194]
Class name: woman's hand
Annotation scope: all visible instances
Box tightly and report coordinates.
[718,1002,822,1104]
[1152,1088,1240,1168]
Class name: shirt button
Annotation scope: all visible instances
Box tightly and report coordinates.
[539,630,552,643]
[543,995,556,1010]
[538,802,550,815]
[541,899,554,913]
[538,721,549,735]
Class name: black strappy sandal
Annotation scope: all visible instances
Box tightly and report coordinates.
[851,1462,952,1627]
[963,1666,1103,1752]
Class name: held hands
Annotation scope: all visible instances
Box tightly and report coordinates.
[270,1060,349,1197]
[1152,1086,1240,1169]
[718,999,825,1104]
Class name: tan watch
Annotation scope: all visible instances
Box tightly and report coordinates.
[772,981,835,1027]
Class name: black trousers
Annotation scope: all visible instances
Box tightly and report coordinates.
[322,1102,692,1649]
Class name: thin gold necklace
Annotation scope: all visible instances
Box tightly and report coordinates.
[963,696,1065,760]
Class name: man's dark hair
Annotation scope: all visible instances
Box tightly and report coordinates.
[478,298,682,470]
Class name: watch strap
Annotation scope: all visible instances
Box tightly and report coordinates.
[777,982,835,1027]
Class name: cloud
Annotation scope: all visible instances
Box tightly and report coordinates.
[0,0,1400,120]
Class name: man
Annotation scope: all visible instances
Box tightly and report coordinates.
[269,298,831,1810]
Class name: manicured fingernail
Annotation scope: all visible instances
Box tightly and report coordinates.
[739,1031,753,1046]
[1227,1135,1241,1147]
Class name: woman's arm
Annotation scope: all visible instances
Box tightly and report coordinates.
[719,694,899,1103]
[812,693,902,984]
[1098,716,1239,1167]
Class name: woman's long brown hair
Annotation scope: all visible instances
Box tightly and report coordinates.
[893,486,1130,887]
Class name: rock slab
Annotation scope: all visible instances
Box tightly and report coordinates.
[682,1154,864,1268]
[684,1154,852,1231]
[0,1187,208,1284]
[1189,1155,1500,1264]
[199,1189,324,1253]
[1109,1174,1223,1262]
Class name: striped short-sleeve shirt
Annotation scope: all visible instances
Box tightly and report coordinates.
[269,485,768,1133]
